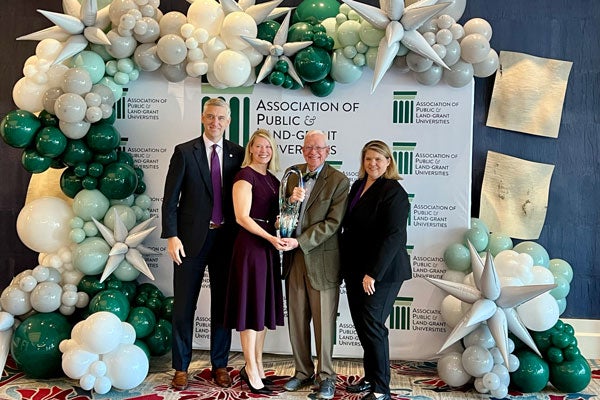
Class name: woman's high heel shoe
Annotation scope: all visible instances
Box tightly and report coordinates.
[240,366,274,395]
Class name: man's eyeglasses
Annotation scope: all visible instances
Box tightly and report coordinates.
[204,114,228,122]
[302,146,328,152]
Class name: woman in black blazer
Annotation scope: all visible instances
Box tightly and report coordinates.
[341,140,412,400]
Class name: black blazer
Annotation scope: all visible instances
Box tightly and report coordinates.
[341,177,412,284]
[161,136,244,257]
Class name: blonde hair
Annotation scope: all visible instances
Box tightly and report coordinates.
[242,129,280,172]
[358,140,402,180]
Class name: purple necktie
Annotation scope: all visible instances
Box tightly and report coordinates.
[210,144,223,225]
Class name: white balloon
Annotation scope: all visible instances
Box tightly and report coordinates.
[120,322,136,344]
[42,87,64,114]
[16,197,74,253]
[12,77,46,113]
[159,11,187,36]
[156,34,188,65]
[463,18,493,41]
[0,286,31,316]
[440,295,464,328]
[443,59,473,88]
[437,352,471,387]
[94,375,112,394]
[220,12,257,50]
[60,120,91,139]
[463,324,495,349]
[530,265,555,284]
[213,50,251,87]
[103,343,149,389]
[79,373,96,390]
[434,0,466,21]
[203,36,226,59]
[106,29,138,59]
[62,68,93,96]
[187,0,224,37]
[30,281,62,312]
[133,43,162,71]
[0,312,15,331]
[461,345,494,377]
[19,275,38,292]
[90,360,108,377]
[62,347,99,379]
[460,33,490,64]
[54,93,87,123]
[160,62,188,82]
[78,312,123,354]
[36,38,63,61]
[407,51,434,72]
[442,40,461,67]
[516,292,559,331]
[415,64,442,86]
[134,17,160,43]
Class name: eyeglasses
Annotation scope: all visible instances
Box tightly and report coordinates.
[204,114,228,122]
[302,146,328,152]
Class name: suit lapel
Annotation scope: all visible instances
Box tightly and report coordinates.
[304,163,328,211]
[193,137,212,196]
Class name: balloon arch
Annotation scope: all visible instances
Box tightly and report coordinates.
[0,0,591,396]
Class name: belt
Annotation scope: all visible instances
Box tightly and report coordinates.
[252,218,270,224]
[209,222,223,229]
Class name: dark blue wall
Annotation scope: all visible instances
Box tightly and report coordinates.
[1,0,598,318]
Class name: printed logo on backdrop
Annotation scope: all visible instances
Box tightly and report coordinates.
[393,142,416,175]
[393,91,416,124]
[326,160,342,170]
[393,90,463,126]
[390,297,413,330]
[116,88,167,121]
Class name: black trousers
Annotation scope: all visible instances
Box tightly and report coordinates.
[346,278,402,395]
[171,228,232,371]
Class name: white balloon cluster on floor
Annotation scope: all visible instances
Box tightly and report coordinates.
[60,311,149,394]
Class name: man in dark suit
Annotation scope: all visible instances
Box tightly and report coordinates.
[280,130,349,399]
[161,98,244,391]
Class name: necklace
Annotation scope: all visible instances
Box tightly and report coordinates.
[263,173,277,195]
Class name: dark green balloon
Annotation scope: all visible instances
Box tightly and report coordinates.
[120,281,138,301]
[117,151,134,167]
[294,46,331,83]
[74,162,88,177]
[82,176,98,190]
[288,22,314,42]
[94,149,118,165]
[310,76,335,97]
[62,139,93,167]
[10,312,71,378]
[312,31,330,48]
[145,318,173,356]
[60,167,84,198]
[134,167,144,180]
[510,350,549,392]
[98,162,138,199]
[161,296,174,320]
[127,306,157,339]
[549,355,591,392]
[135,339,151,361]
[21,148,52,173]
[257,20,280,42]
[87,162,104,177]
[50,158,66,169]
[292,0,340,23]
[282,75,295,89]
[269,71,285,86]
[38,110,59,127]
[89,288,131,321]
[87,122,121,154]
[0,109,41,148]
[77,274,106,297]
[274,60,288,74]
[36,126,67,157]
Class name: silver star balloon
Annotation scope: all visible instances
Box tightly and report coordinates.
[17,0,111,64]
[219,0,290,23]
[426,240,556,366]
[92,208,158,283]
[341,0,451,93]
[241,11,312,86]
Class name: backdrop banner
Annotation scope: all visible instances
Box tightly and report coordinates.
[114,68,473,360]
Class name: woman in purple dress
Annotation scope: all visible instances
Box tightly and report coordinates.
[225,129,287,394]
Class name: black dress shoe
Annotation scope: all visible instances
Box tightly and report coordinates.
[347,378,372,393]
[361,393,391,400]
[240,366,274,395]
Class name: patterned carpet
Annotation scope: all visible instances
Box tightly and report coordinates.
[1,351,599,400]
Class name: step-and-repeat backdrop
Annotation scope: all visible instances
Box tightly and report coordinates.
[114,69,473,360]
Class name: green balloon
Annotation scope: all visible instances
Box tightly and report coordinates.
[288,22,314,42]
[82,176,98,190]
[532,329,555,353]
[0,109,41,148]
[549,276,570,300]
[62,139,93,167]
[74,162,88,177]
[72,237,110,275]
[10,312,72,378]
[127,306,157,339]
[120,280,138,300]
[60,168,84,198]
[511,350,549,392]
[117,151,134,167]
[312,31,330,48]
[94,149,118,165]
[486,233,513,256]
[99,162,139,200]
[463,227,489,252]
[145,318,173,356]
[21,148,51,173]
[71,50,106,84]
[87,122,121,154]
[443,243,471,271]
[161,296,174,320]
[549,355,591,392]
[257,20,280,42]
[309,76,335,97]
[77,274,106,297]
[548,258,573,284]
[135,339,151,361]
[87,162,104,177]
[274,60,289,74]
[89,288,131,321]
[294,46,332,83]
[292,0,340,23]
[269,71,286,86]
[514,241,550,267]
[38,110,59,127]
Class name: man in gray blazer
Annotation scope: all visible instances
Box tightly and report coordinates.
[281,130,349,399]
[161,98,244,391]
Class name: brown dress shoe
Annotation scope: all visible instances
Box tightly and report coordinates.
[172,370,189,390]
[212,367,232,387]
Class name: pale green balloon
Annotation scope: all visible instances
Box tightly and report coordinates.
[113,259,141,282]
[134,194,152,209]
[513,241,549,267]
[73,189,111,221]
[337,20,362,47]
[471,217,490,234]
[464,227,489,252]
[70,228,86,244]
[98,76,124,103]
[331,50,363,84]
[103,205,137,231]
[359,20,384,47]
[549,276,570,300]
[365,47,378,70]
[111,194,135,207]
[70,217,84,229]
[73,237,110,275]
[83,221,99,237]
[444,243,471,272]
[71,51,106,84]
[131,205,144,221]
[556,298,567,315]
[486,233,513,256]
[548,258,573,284]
